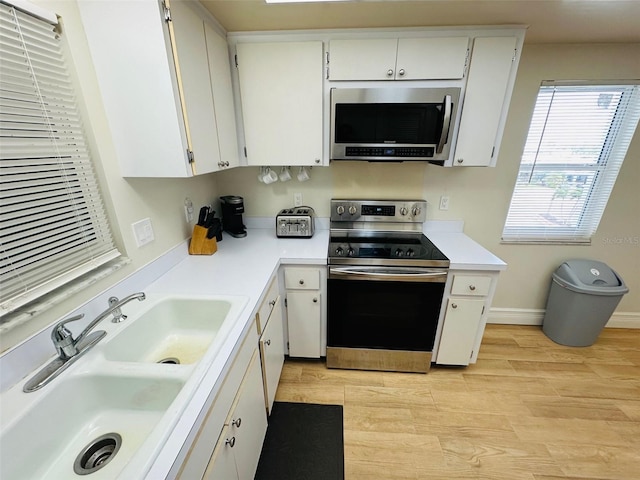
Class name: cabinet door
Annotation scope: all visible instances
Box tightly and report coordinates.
[437,298,485,365]
[168,0,221,174]
[259,297,285,414]
[287,291,322,358]
[77,1,189,177]
[453,36,517,167]
[396,37,468,80]
[329,38,398,80]
[205,22,240,170]
[231,351,268,480]
[236,41,323,166]
[202,425,237,480]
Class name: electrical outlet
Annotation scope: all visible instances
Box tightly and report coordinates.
[294,192,303,207]
[132,218,155,247]
[439,195,450,211]
[184,197,194,223]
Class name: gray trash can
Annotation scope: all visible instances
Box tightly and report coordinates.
[542,259,628,346]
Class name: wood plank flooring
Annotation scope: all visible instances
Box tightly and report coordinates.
[274,325,640,480]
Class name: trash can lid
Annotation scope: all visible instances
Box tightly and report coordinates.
[552,259,629,296]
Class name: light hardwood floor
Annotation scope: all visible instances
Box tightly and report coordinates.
[274,325,640,480]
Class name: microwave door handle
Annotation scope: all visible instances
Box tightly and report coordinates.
[436,94,452,154]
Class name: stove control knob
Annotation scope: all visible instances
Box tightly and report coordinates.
[348,205,357,215]
[411,205,422,217]
[347,248,355,256]
[335,246,344,256]
[406,248,415,257]
[336,205,345,215]
[399,207,408,216]
[395,249,404,257]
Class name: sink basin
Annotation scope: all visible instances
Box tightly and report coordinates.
[0,374,184,480]
[0,294,248,479]
[102,296,240,365]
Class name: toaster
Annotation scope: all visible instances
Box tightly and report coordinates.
[276,207,315,238]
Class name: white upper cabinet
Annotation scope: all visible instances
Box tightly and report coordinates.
[78,0,238,177]
[204,23,240,170]
[329,37,469,81]
[453,36,518,167]
[235,41,324,166]
[169,0,220,175]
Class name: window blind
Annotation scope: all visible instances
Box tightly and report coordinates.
[0,2,120,316]
[502,82,640,243]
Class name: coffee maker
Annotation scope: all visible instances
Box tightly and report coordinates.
[219,195,247,238]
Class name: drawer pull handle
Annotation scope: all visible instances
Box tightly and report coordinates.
[299,279,305,285]
[313,297,318,303]
[226,437,236,448]
[451,303,458,309]
[269,300,276,307]
[232,418,242,428]
[469,285,476,291]
[265,339,271,346]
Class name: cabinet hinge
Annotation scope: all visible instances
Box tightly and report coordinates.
[512,48,517,62]
[243,146,247,158]
[482,306,485,315]
[186,149,194,164]
[234,54,238,68]
[491,146,495,158]
[463,47,470,77]
[162,1,172,22]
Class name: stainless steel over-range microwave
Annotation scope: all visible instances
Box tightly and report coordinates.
[330,87,461,164]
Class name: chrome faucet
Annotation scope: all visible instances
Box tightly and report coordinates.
[24,292,146,392]
[51,292,146,360]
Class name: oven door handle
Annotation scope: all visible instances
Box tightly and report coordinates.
[329,266,447,283]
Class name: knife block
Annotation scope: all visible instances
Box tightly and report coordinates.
[189,225,218,255]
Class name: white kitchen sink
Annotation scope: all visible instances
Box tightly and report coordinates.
[0,294,249,480]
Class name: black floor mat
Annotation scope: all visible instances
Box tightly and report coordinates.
[254,402,344,480]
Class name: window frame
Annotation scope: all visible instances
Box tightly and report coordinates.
[0,0,121,318]
[502,80,640,244]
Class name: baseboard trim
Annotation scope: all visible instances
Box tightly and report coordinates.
[488,308,640,329]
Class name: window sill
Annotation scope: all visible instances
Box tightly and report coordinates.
[500,239,592,246]
[0,257,131,335]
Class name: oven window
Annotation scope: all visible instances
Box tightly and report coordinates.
[334,103,443,144]
[327,278,444,351]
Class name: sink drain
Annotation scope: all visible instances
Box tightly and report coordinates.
[73,433,122,475]
[158,357,180,364]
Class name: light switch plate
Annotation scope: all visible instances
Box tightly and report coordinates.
[132,218,154,247]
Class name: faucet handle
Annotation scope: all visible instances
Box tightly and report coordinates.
[52,314,84,359]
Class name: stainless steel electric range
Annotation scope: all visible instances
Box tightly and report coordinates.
[327,199,449,373]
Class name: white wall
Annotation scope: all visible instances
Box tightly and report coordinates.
[216,43,640,315]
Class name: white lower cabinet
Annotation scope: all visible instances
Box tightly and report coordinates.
[203,351,268,480]
[283,267,325,358]
[436,272,499,365]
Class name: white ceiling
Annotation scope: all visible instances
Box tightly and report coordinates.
[199,0,640,44]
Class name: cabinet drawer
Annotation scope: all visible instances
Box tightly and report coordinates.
[256,276,278,334]
[284,268,320,290]
[450,274,492,296]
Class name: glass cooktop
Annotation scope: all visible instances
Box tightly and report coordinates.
[328,232,449,267]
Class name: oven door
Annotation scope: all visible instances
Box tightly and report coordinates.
[327,266,446,369]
